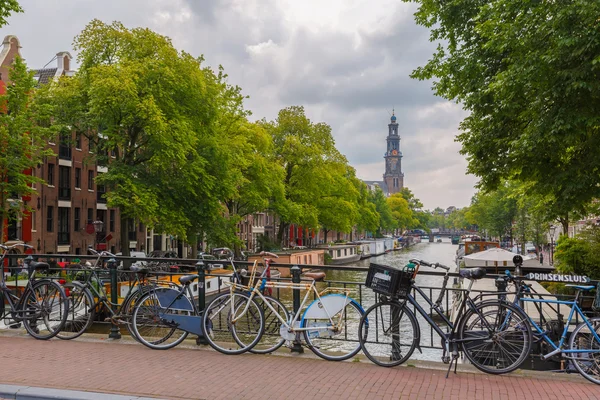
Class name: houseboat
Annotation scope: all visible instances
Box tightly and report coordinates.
[321,244,361,265]
[455,239,500,267]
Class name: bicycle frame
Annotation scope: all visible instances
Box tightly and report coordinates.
[225,278,351,335]
[518,296,600,358]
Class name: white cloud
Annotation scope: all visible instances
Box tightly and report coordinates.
[6,0,477,210]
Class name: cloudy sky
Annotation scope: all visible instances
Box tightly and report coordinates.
[5,0,478,210]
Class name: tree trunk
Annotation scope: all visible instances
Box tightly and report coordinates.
[191,237,198,259]
[120,212,130,256]
[277,220,286,247]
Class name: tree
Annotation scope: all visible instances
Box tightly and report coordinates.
[354,178,379,236]
[387,193,415,234]
[406,0,600,229]
[554,227,600,280]
[370,188,394,236]
[0,0,21,27]
[265,106,356,245]
[0,56,54,242]
[46,20,221,255]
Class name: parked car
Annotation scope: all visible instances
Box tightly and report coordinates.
[115,251,147,269]
[197,253,222,270]
[211,247,234,260]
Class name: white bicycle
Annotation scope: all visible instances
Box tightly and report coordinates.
[202,252,365,361]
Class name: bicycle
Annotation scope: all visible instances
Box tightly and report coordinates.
[495,260,600,385]
[359,259,533,377]
[0,243,68,339]
[130,254,286,352]
[57,247,175,340]
[203,252,365,361]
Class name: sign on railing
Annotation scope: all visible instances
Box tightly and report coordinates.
[525,272,591,283]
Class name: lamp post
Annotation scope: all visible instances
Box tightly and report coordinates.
[93,220,104,250]
[549,225,556,266]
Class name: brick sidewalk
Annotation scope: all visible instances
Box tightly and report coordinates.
[0,335,597,400]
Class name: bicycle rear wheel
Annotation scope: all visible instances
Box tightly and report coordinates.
[203,292,264,355]
[22,280,69,340]
[568,316,600,385]
[132,290,189,350]
[459,301,532,374]
[249,295,289,354]
[358,300,418,367]
[302,295,364,361]
[57,282,95,340]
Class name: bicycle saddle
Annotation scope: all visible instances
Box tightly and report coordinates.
[130,265,149,274]
[179,274,199,285]
[565,284,595,291]
[459,267,486,280]
[28,261,49,271]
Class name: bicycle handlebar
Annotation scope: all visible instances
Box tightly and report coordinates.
[0,243,33,251]
[87,247,116,258]
[409,259,450,271]
[259,251,279,259]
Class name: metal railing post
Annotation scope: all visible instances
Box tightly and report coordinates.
[290,265,304,353]
[107,257,121,339]
[196,261,208,345]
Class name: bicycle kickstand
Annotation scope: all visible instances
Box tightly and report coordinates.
[445,353,459,379]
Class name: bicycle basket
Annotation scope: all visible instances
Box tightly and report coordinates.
[365,263,414,298]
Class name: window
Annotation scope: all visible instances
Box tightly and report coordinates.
[75,132,81,149]
[31,168,36,190]
[75,168,81,188]
[74,208,80,232]
[47,164,54,186]
[88,170,94,190]
[109,210,115,232]
[88,137,95,153]
[58,208,70,245]
[87,208,93,224]
[31,210,37,232]
[58,166,71,200]
[47,206,53,232]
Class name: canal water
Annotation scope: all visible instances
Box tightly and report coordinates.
[323,237,458,361]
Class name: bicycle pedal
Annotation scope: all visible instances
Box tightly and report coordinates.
[442,356,450,364]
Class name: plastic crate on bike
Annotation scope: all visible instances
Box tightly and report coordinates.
[365,262,415,298]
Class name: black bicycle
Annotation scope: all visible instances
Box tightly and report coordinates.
[0,243,68,339]
[359,259,533,376]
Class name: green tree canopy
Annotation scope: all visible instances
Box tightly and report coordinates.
[0,56,54,242]
[406,0,600,231]
[45,20,222,254]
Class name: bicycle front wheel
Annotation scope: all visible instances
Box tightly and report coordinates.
[358,300,418,367]
[568,316,600,385]
[302,295,365,361]
[57,282,95,340]
[132,290,189,350]
[459,301,532,374]
[249,295,289,354]
[22,280,69,340]
[203,292,264,355]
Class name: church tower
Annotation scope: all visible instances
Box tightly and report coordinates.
[383,111,404,195]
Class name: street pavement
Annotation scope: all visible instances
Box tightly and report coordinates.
[0,333,598,400]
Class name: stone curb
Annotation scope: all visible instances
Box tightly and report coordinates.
[0,384,162,400]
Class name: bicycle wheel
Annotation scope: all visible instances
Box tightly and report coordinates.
[132,290,189,350]
[568,316,600,385]
[203,292,264,355]
[249,295,289,354]
[22,280,69,340]
[302,295,365,361]
[358,300,418,367]
[57,282,95,340]
[121,289,145,341]
[459,301,532,374]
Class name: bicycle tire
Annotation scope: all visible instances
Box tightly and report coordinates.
[131,290,189,350]
[56,282,95,340]
[458,300,532,374]
[22,280,69,340]
[249,295,289,354]
[358,300,419,367]
[568,316,600,385]
[121,289,145,341]
[302,295,365,361]
[203,292,264,355]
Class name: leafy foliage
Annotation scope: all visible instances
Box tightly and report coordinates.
[0,56,55,242]
[0,0,21,27]
[406,0,600,226]
[554,228,600,280]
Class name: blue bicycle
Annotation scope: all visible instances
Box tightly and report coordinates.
[497,261,600,385]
